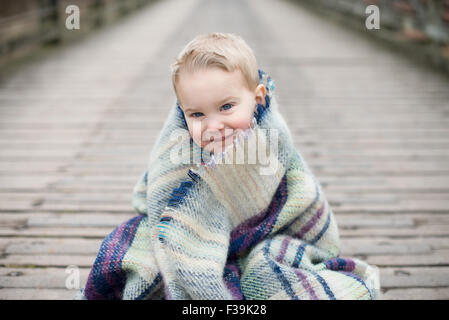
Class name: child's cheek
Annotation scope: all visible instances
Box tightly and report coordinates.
[189,126,203,147]
[230,112,253,130]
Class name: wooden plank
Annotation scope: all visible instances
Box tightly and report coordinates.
[336,216,415,228]
[0,192,134,202]
[380,267,449,288]
[0,180,53,190]
[2,141,449,153]
[0,119,162,128]
[0,212,133,223]
[339,213,449,226]
[0,237,437,256]
[0,254,96,268]
[0,288,78,300]
[304,149,449,157]
[343,237,449,251]
[0,212,446,237]
[333,200,449,213]
[329,193,449,202]
[4,147,449,158]
[3,149,449,161]
[2,224,446,241]
[0,150,78,157]
[8,176,444,192]
[7,196,449,214]
[339,225,449,238]
[5,191,447,204]
[3,163,449,176]
[365,249,449,267]
[340,239,431,256]
[29,203,134,213]
[26,214,135,228]
[2,117,449,126]
[293,131,449,140]
[381,288,449,300]
[320,176,449,189]
[0,199,432,213]
[14,212,436,229]
[0,238,102,255]
[0,267,90,289]
[0,227,112,239]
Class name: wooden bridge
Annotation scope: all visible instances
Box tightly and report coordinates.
[1,0,449,299]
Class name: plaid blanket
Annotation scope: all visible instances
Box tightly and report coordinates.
[75,71,380,300]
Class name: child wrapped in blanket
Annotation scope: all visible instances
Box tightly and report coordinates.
[75,33,380,300]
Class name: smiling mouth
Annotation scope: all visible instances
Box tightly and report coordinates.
[202,134,233,148]
[204,133,233,142]
[221,135,231,141]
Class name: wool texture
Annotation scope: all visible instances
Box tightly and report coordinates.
[74,71,380,300]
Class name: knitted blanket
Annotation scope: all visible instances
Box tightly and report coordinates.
[75,71,380,300]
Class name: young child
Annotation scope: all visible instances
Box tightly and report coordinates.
[172,33,266,156]
[76,33,380,300]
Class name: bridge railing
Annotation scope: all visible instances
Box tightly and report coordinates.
[293,0,449,73]
[0,0,155,66]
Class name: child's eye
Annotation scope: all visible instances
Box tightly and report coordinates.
[190,112,204,118]
[220,103,233,111]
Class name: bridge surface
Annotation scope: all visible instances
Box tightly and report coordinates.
[0,0,449,299]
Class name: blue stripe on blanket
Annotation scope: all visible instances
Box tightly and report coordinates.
[167,180,195,208]
[310,208,331,244]
[263,239,299,300]
[136,273,163,300]
[339,271,373,300]
[292,243,307,268]
[309,270,336,300]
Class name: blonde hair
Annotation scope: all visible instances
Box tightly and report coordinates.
[171,33,259,95]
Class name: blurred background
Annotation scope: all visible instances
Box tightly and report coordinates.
[0,0,448,300]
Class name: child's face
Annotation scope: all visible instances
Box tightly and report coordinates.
[176,67,266,152]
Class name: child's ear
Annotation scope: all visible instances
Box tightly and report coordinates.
[254,84,267,106]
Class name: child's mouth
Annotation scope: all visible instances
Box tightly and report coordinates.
[221,134,232,141]
[202,132,235,151]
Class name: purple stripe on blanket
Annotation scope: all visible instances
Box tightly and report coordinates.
[164,283,173,300]
[103,218,132,298]
[84,215,144,299]
[293,270,319,300]
[276,237,291,263]
[310,209,331,244]
[229,174,288,258]
[102,222,125,297]
[111,214,142,297]
[294,202,326,239]
[223,261,244,299]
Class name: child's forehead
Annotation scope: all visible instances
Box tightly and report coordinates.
[178,67,246,86]
[177,68,250,108]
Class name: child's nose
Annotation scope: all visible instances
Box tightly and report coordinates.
[205,117,224,131]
